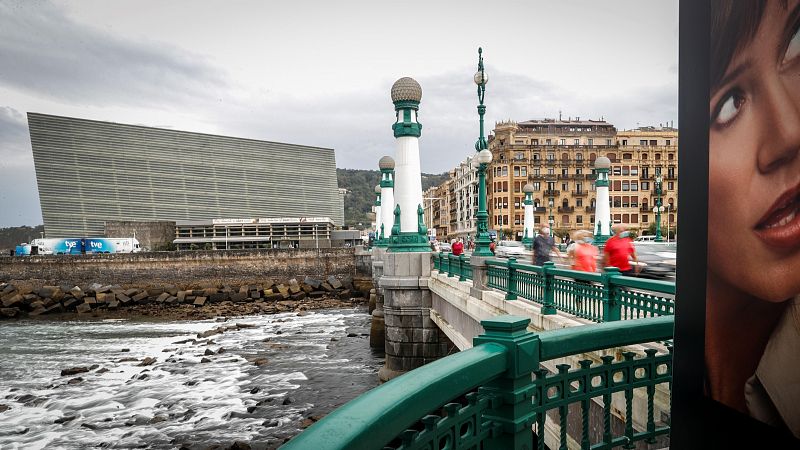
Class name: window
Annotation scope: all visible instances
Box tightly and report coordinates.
[576,153,583,160]
[533,139,539,146]
[514,166,520,177]
[631,182,638,191]
[608,153,617,162]
[533,182,540,190]
[668,181,674,190]
[576,216,583,224]
[587,139,593,147]
[534,168,540,176]
[577,198,583,207]
[546,139,552,145]
[622,166,629,176]
[606,139,612,145]
[613,167,622,176]
[642,153,649,160]
[640,140,648,146]
[521,166,527,176]
[559,139,566,145]
[562,215,570,224]
[623,214,630,223]
[650,140,658,146]
[590,215,595,223]
[622,139,628,146]
[576,182,582,192]
[502,166,508,176]
[623,153,633,160]
[562,183,568,191]
[562,168,568,176]
[576,168,583,175]
[631,198,639,207]
[547,153,555,161]
[613,180,621,191]
[666,139,671,146]
[643,215,649,223]
[515,152,524,160]
[574,138,580,145]
[548,168,554,175]
[630,166,638,176]
[503,181,508,192]
[655,153,662,160]
[533,153,540,160]
[668,153,675,160]
[514,215,521,225]
[622,181,629,191]
[642,181,650,190]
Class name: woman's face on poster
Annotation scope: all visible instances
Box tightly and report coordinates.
[709,0,800,301]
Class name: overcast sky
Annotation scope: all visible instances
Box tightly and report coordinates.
[0,0,677,227]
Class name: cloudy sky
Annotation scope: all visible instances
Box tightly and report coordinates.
[0,0,677,227]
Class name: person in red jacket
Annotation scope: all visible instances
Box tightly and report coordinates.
[451,239,464,256]
[603,224,639,276]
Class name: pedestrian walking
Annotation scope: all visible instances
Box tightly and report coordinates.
[533,226,561,266]
[603,224,639,275]
[452,238,464,256]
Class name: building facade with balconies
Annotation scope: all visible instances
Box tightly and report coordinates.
[484,119,678,239]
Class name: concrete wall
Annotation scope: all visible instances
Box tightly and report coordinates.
[104,220,176,251]
[0,248,356,288]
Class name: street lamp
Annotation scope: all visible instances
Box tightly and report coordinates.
[472,47,493,257]
[654,170,664,242]
[548,198,555,238]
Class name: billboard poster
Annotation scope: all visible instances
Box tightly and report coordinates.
[674,1,800,447]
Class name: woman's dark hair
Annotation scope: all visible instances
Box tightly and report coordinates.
[710,0,766,89]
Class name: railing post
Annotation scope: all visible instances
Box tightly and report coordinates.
[602,267,622,322]
[541,261,556,315]
[448,254,456,277]
[433,252,440,271]
[506,257,517,300]
[474,315,539,450]
[458,254,466,282]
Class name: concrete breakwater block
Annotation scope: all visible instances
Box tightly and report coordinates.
[0,274,371,319]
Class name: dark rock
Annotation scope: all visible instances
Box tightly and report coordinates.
[149,415,168,424]
[321,282,335,292]
[2,294,23,308]
[308,291,326,299]
[96,368,109,374]
[337,289,352,300]
[62,298,77,309]
[253,358,268,366]
[217,347,225,354]
[235,323,256,329]
[229,441,251,450]
[193,297,207,307]
[197,327,223,338]
[54,415,75,424]
[81,423,98,430]
[304,276,321,289]
[0,308,20,318]
[107,301,120,310]
[29,306,47,316]
[200,357,211,363]
[204,349,215,356]
[67,377,83,385]
[263,419,279,427]
[264,293,284,302]
[184,380,199,387]
[290,292,306,301]
[61,367,90,376]
[296,311,308,317]
[121,348,130,352]
[282,396,295,405]
[138,357,157,366]
[156,293,170,303]
[210,293,228,303]
[0,404,9,413]
[76,303,92,314]
[89,364,99,370]
[327,276,344,289]
[132,292,149,303]
[250,387,260,394]
[229,292,247,302]
[347,333,358,338]
[118,357,139,362]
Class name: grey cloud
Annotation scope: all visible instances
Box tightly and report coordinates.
[0,1,229,108]
[0,106,33,167]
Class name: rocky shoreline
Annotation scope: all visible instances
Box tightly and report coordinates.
[0,275,373,320]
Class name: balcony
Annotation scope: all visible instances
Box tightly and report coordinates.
[558,206,575,213]
[533,206,547,213]
[585,206,596,212]
[557,174,572,180]
[543,189,560,196]
[572,190,588,197]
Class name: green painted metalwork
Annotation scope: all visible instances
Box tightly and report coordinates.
[282,315,674,450]
[482,259,674,323]
[458,254,467,281]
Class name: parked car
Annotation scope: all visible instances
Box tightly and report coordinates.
[494,240,527,258]
[438,242,452,253]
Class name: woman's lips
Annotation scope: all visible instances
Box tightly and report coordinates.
[754,186,800,248]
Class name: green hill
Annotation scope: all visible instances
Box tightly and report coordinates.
[337,169,449,230]
[0,225,44,253]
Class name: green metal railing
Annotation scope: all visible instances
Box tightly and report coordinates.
[483,259,674,323]
[432,252,472,281]
[281,315,673,450]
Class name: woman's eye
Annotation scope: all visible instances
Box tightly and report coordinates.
[783,27,800,64]
[714,93,744,126]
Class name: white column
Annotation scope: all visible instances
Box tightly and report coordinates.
[375,204,382,235]
[381,186,395,236]
[524,203,534,238]
[394,136,423,233]
[596,185,611,235]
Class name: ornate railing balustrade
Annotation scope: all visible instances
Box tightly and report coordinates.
[432,252,473,281]
[479,258,673,323]
[281,315,673,450]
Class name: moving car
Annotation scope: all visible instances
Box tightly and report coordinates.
[633,243,676,279]
[438,242,452,253]
[494,240,527,258]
